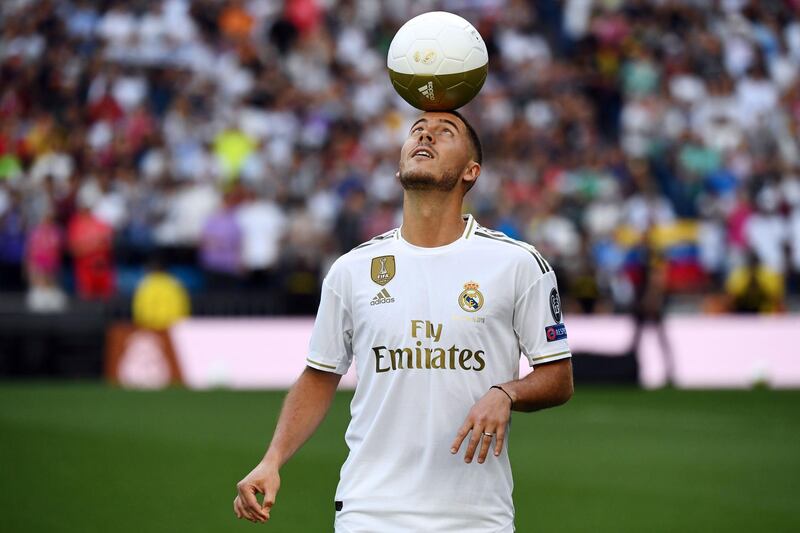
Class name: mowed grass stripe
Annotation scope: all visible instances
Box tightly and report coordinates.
[1,384,799,532]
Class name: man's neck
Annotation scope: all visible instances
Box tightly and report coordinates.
[400,191,466,247]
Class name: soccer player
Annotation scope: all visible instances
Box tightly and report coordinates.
[233,111,573,531]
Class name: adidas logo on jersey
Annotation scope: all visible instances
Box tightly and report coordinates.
[370,288,395,306]
[418,81,435,100]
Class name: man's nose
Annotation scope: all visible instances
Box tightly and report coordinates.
[417,129,433,143]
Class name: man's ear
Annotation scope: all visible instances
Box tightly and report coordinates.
[462,161,481,188]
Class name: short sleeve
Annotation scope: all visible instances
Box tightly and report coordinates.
[306,267,354,375]
[513,270,572,367]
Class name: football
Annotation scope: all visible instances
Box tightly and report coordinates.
[387,11,488,111]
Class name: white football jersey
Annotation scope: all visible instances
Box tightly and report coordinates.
[307,214,571,533]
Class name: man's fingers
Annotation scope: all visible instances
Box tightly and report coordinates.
[494,426,506,456]
[235,497,257,522]
[262,490,276,510]
[463,428,482,463]
[477,431,493,464]
[450,421,472,453]
[238,483,261,510]
[262,477,280,512]
[238,483,269,521]
[234,496,251,521]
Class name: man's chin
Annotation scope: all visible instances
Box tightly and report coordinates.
[399,173,438,191]
[399,170,459,192]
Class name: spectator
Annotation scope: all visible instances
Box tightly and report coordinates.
[726,250,785,313]
[629,232,674,383]
[746,186,789,274]
[0,188,26,291]
[132,259,190,330]
[219,0,254,41]
[67,197,115,300]
[25,210,66,312]
[236,186,287,288]
[569,237,602,314]
[282,198,324,314]
[333,185,366,254]
[362,199,399,244]
[200,190,242,290]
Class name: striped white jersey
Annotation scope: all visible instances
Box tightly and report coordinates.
[306,214,571,532]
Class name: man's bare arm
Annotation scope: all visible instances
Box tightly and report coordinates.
[234,367,342,523]
[450,358,573,464]
[501,357,574,412]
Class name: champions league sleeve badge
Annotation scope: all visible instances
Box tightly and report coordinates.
[545,288,566,341]
[549,288,562,323]
[459,281,484,312]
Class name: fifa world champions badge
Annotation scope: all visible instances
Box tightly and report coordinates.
[371,256,396,286]
[459,281,484,312]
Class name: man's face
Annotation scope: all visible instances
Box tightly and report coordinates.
[398,112,474,192]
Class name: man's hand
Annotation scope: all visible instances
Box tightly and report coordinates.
[450,388,513,464]
[231,367,341,524]
[234,461,281,523]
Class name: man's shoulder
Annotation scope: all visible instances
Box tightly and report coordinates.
[345,228,399,256]
[471,225,553,276]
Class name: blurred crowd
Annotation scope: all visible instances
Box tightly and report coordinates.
[1,0,799,316]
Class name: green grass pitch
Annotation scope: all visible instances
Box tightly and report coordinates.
[1,384,798,532]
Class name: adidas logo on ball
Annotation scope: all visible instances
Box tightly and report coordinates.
[418,82,435,100]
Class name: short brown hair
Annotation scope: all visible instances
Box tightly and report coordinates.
[441,110,482,165]
[438,110,481,193]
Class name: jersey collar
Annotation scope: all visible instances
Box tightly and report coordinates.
[396,214,478,254]
[461,213,477,240]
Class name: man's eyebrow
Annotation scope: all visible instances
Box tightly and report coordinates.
[440,119,461,132]
[409,118,462,132]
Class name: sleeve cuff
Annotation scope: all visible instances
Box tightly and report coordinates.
[306,356,348,375]
[529,350,572,366]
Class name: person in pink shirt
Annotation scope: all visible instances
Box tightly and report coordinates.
[26,211,62,283]
[25,210,68,311]
[728,189,752,253]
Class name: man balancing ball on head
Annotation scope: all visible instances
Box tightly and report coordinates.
[233,110,573,532]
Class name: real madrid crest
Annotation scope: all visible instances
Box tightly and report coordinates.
[371,255,396,286]
[458,281,484,313]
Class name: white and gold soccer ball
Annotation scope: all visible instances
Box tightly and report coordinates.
[387,11,488,111]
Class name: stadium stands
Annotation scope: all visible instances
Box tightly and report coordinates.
[1,0,798,323]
